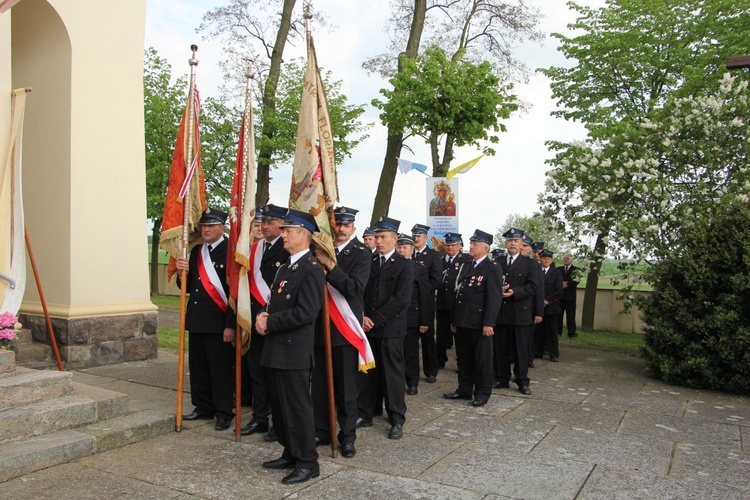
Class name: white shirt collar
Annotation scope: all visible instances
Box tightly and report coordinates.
[289,249,309,266]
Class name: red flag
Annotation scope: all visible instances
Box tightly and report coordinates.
[159,88,206,281]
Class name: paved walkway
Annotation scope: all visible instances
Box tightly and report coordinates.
[4,344,749,498]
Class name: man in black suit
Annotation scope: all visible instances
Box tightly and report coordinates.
[395,234,432,396]
[527,240,545,368]
[311,206,371,459]
[494,228,540,395]
[241,203,290,440]
[177,208,236,430]
[435,233,471,367]
[359,216,413,440]
[412,223,441,383]
[558,253,580,338]
[362,227,376,253]
[256,209,325,485]
[444,229,502,406]
[535,249,563,361]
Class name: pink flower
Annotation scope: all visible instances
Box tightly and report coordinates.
[0,328,16,341]
[0,311,17,329]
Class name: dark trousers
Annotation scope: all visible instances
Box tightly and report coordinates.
[246,332,271,424]
[528,322,538,364]
[542,315,560,358]
[454,327,493,402]
[421,321,439,377]
[435,309,452,365]
[239,353,252,406]
[493,324,531,387]
[559,299,577,336]
[404,327,421,388]
[311,344,358,445]
[267,367,318,470]
[188,331,234,420]
[357,336,406,425]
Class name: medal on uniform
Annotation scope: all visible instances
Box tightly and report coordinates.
[275,261,280,267]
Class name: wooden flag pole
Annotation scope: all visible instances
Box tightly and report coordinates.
[175,44,199,432]
[322,289,338,457]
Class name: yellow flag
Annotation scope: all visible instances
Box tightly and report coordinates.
[445,154,485,180]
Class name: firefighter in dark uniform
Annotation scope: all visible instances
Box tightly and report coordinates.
[535,249,563,362]
[435,233,471,367]
[411,223,441,383]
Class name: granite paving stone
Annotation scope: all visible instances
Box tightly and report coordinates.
[503,399,625,432]
[618,409,742,449]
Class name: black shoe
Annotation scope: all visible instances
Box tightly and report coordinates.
[550,357,559,362]
[425,375,437,383]
[471,399,488,407]
[406,386,418,395]
[282,468,320,484]
[263,427,277,442]
[340,442,356,458]
[240,421,269,436]
[493,381,510,389]
[314,436,331,447]
[528,361,535,368]
[519,386,531,395]
[355,418,373,429]
[443,391,471,400]
[215,418,232,430]
[262,457,295,470]
[182,411,213,421]
[388,424,403,440]
[569,334,578,339]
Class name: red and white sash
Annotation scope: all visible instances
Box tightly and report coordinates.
[326,284,375,373]
[249,241,272,306]
[197,242,228,313]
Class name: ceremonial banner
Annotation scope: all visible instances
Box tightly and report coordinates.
[159,88,206,282]
[0,89,29,315]
[396,158,428,175]
[426,177,459,247]
[446,154,484,180]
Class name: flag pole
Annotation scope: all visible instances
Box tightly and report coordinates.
[175,44,199,432]
[304,5,338,459]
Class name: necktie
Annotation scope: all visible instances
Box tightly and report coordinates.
[544,268,548,275]
[468,260,475,273]
[207,244,213,252]
[335,248,340,256]
[264,241,272,254]
[508,257,513,267]
[380,256,386,268]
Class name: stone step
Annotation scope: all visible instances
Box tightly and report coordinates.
[0,394,98,445]
[15,328,32,345]
[78,409,173,453]
[71,381,129,421]
[0,367,72,411]
[16,342,50,363]
[16,359,59,371]
[0,430,94,483]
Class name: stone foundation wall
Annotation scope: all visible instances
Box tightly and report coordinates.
[18,312,158,369]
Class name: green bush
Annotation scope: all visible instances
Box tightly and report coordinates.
[639,202,750,394]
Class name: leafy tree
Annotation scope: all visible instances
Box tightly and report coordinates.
[538,0,750,330]
[373,48,517,177]
[639,201,750,394]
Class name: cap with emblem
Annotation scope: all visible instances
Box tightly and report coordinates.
[531,241,545,252]
[280,209,319,233]
[362,227,375,237]
[469,229,493,245]
[503,227,525,240]
[334,206,358,223]
[199,207,228,225]
[396,233,414,246]
[491,248,507,259]
[522,235,534,247]
[374,216,400,233]
[539,249,554,258]
[261,203,287,220]
[411,223,430,235]
[443,232,462,245]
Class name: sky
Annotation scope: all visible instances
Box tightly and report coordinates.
[145,0,604,240]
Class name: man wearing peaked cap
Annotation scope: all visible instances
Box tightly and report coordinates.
[411,223,441,383]
[435,232,471,368]
[444,229,502,407]
[490,248,507,261]
[359,216,412,440]
[535,249,563,363]
[531,241,545,262]
[311,205,371,458]
[362,227,376,252]
[241,203,291,441]
[176,207,236,430]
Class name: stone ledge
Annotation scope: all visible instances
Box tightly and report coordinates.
[0,430,95,482]
[79,409,173,453]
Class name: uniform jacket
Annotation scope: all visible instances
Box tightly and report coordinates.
[532,259,546,317]
[452,257,502,329]
[364,251,413,338]
[435,252,472,311]
[180,237,236,333]
[542,266,563,316]
[406,260,433,328]
[251,237,290,324]
[414,246,442,292]
[559,264,580,301]
[496,254,541,326]
[261,251,325,370]
[316,237,371,347]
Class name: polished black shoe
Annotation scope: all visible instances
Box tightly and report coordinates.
[263,427,277,442]
[493,381,510,389]
[262,457,295,470]
[182,411,213,421]
[519,386,531,395]
[550,357,560,362]
[569,334,578,339]
[406,386,418,395]
[215,418,232,430]
[314,436,331,447]
[282,468,320,484]
[528,361,535,368]
[388,424,403,440]
[471,398,488,407]
[340,442,356,458]
[443,391,472,400]
[240,421,269,436]
[356,417,373,428]
[425,375,437,383]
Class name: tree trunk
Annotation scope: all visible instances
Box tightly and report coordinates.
[581,230,607,332]
[255,0,296,205]
[369,0,426,226]
[150,219,162,296]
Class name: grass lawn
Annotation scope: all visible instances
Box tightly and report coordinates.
[151,294,181,310]
[157,327,187,350]
[559,328,643,355]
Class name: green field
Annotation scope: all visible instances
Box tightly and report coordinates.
[559,328,643,354]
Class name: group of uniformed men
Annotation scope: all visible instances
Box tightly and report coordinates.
[177,203,579,485]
